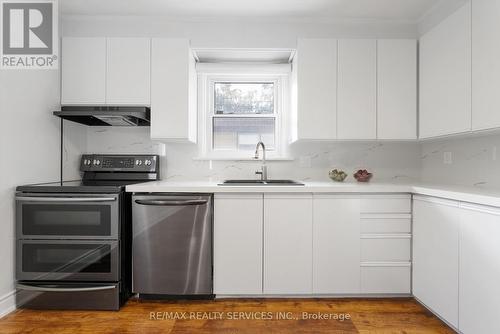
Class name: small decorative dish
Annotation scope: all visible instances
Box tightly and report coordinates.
[329,169,348,182]
[353,169,373,182]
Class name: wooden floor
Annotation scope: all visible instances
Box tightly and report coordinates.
[0,298,454,334]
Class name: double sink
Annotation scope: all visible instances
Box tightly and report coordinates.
[219,180,304,186]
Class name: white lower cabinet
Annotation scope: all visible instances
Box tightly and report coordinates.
[214,193,411,296]
[214,194,263,295]
[459,203,500,334]
[360,264,411,294]
[360,235,411,262]
[264,194,313,294]
[313,195,360,294]
[359,195,412,295]
[413,196,460,329]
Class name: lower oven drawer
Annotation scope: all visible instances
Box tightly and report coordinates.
[16,282,120,310]
[17,240,119,281]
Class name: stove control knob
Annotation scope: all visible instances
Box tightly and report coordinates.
[145,159,151,166]
[95,159,101,166]
[136,160,143,166]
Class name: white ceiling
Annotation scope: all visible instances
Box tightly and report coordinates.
[60,0,440,22]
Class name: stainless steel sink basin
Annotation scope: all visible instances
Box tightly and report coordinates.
[218,179,304,186]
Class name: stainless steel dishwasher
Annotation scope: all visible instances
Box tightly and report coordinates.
[132,194,213,298]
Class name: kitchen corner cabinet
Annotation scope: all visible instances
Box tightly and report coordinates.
[337,39,377,140]
[459,203,500,334]
[264,194,313,294]
[413,196,460,329]
[472,0,500,131]
[106,38,151,105]
[419,2,471,139]
[293,39,337,140]
[61,37,151,105]
[214,194,263,295]
[377,39,417,140]
[61,37,106,104]
[150,38,197,142]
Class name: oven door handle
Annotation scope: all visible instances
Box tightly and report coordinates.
[16,283,116,292]
[16,196,117,202]
[135,199,208,206]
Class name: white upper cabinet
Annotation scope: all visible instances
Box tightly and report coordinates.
[337,39,377,140]
[472,0,500,131]
[377,40,417,140]
[106,38,151,105]
[214,194,263,295]
[313,195,360,294]
[150,38,197,142]
[61,37,151,106]
[413,196,460,329]
[263,194,312,294]
[419,2,471,138]
[293,39,337,141]
[61,38,106,105]
[292,38,416,141]
[459,203,500,334]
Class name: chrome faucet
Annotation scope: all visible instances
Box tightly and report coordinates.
[254,141,268,181]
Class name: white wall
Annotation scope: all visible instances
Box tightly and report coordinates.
[62,16,418,45]
[0,67,85,319]
[86,127,421,183]
[0,70,60,316]
[417,0,469,36]
[421,133,500,189]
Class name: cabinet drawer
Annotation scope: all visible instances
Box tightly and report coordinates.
[361,264,411,294]
[360,214,411,233]
[361,236,411,262]
[360,196,411,213]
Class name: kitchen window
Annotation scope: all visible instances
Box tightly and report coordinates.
[198,70,290,160]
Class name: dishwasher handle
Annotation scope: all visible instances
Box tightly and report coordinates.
[135,199,208,206]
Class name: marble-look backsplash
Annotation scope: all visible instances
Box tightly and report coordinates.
[82,127,421,183]
[420,133,500,189]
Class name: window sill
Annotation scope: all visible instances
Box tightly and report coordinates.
[192,156,294,161]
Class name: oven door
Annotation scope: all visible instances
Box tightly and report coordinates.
[17,240,119,282]
[16,193,119,239]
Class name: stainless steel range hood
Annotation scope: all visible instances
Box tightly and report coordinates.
[53,106,150,126]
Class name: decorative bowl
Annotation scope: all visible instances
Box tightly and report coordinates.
[353,169,373,182]
[329,169,348,182]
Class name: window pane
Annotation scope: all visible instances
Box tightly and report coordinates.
[213,117,275,151]
[214,82,274,114]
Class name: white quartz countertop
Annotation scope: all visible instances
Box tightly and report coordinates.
[126,181,500,207]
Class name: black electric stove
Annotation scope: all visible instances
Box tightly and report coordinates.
[15,154,160,310]
[17,154,160,193]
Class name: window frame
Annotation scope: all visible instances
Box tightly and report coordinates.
[197,71,290,160]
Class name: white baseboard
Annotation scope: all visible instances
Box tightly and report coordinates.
[215,293,412,299]
[0,290,16,318]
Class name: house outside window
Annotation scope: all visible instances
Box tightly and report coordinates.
[197,68,290,160]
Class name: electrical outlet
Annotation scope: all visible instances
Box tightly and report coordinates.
[444,151,452,164]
